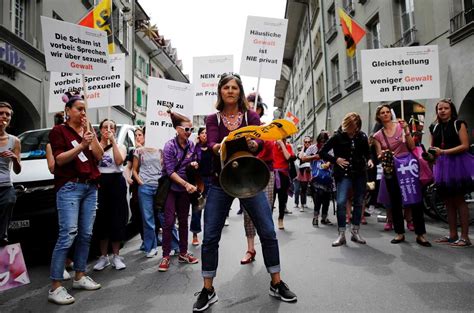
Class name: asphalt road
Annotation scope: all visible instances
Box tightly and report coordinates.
[1,198,473,312]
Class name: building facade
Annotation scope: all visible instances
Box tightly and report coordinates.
[276,0,474,144]
[0,0,186,134]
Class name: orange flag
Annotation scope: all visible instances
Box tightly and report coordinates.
[338,8,366,57]
[78,0,114,54]
[285,111,300,125]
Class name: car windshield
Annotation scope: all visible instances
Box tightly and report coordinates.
[18,125,122,160]
[18,129,50,160]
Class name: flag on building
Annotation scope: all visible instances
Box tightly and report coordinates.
[78,0,114,54]
[286,111,299,125]
[338,8,366,57]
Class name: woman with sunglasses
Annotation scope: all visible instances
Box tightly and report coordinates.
[193,73,297,312]
[319,113,373,247]
[295,137,312,212]
[158,110,200,272]
[430,99,473,247]
[48,92,103,305]
[373,104,430,246]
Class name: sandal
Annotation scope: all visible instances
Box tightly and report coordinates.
[434,236,458,244]
[450,238,472,248]
[240,250,256,264]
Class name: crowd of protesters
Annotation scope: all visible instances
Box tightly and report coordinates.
[1,76,471,311]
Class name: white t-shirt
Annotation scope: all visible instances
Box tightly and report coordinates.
[98,144,126,174]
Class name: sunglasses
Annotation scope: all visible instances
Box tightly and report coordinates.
[177,126,194,133]
[304,141,311,144]
[220,72,241,81]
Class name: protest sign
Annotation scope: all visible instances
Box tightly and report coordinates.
[48,53,125,113]
[0,244,30,292]
[361,45,440,102]
[240,16,288,80]
[145,78,194,150]
[41,16,110,75]
[193,55,233,116]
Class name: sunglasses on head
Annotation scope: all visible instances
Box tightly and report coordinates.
[178,126,194,133]
[220,72,241,81]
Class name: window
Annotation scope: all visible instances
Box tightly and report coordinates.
[306,87,313,114]
[11,0,25,38]
[367,18,381,49]
[342,0,355,15]
[302,15,309,42]
[81,0,93,10]
[330,56,340,98]
[142,90,147,110]
[314,29,322,61]
[400,0,415,35]
[450,0,474,33]
[304,50,311,78]
[316,74,325,104]
[346,54,357,76]
[345,54,359,89]
[326,3,338,43]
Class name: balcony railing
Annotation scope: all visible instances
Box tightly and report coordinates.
[325,24,338,43]
[450,9,474,33]
[392,27,418,47]
[344,3,355,16]
[344,70,360,89]
[329,84,341,100]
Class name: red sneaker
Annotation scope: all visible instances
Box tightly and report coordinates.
[178,253,199,264]
[158,257,170,272]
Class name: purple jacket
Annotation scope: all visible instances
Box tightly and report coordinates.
[206,110,262,182]
[163,137,200,192]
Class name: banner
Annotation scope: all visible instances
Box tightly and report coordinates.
[193,55,233,116]
[239,16,288,80]
[145,78,194,150]
[0,244,30,292]
[78,0,114,54]
[221,119,298,162]
[361,45,440,102]
[41,16,110,75]
[48,53,125,113]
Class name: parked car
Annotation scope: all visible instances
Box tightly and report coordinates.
[8,124,138,254]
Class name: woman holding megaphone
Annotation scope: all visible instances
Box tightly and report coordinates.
[193,73,297,312]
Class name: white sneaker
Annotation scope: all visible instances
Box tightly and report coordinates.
[48,286,75,305]
[72,276,101,290]
[63,269,71,280]
[224,218,230,226]
[299,207,304,212]
[111,255,126,270]
[146,248,158,258]
[93,255,110,271]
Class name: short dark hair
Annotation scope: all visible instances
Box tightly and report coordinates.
[0,102,13,114]
[54,112,64,125]
[197,127,206,136]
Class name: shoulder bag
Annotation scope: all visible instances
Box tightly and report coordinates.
[154,144,189,212]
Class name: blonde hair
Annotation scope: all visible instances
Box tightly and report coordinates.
[341,112,362,132]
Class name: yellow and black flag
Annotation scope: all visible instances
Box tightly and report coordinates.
[78,0,114,54]
[338,8,366,57]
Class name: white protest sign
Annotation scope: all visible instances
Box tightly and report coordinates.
[193,55,233,116]
[48,54,125,113]
[145,78,194,150]
[361,45,440,102]
[240,16,288,80]
[41,16,110,75]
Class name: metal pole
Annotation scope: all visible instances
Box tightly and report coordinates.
[320,0,331,131]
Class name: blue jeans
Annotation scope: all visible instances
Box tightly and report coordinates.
[50,182,97,281]
[335,176,367,231]
[293,179,301,205]
[202,185,280,277]
[138,184,179,253]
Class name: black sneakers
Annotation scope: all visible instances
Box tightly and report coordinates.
[269,281,297,302]
[193,287,218,312]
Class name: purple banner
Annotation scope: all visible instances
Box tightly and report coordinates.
[394,153,422,206]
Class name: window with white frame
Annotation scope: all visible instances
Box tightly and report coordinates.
[400,0,415,34]
[367,17,381,49]
[11,0,26,38]
[331,56,340,90]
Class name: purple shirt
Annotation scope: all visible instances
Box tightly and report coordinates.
[163,137,200,192]
[206,110,262,181]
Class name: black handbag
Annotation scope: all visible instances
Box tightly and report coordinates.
[154,145,189,212]
[288,157,297,180]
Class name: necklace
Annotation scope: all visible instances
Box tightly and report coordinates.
[221,112,243,130]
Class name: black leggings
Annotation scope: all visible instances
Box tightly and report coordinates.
[312,187,330,218]
[274,172,290,219]
[385,175,427,235]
